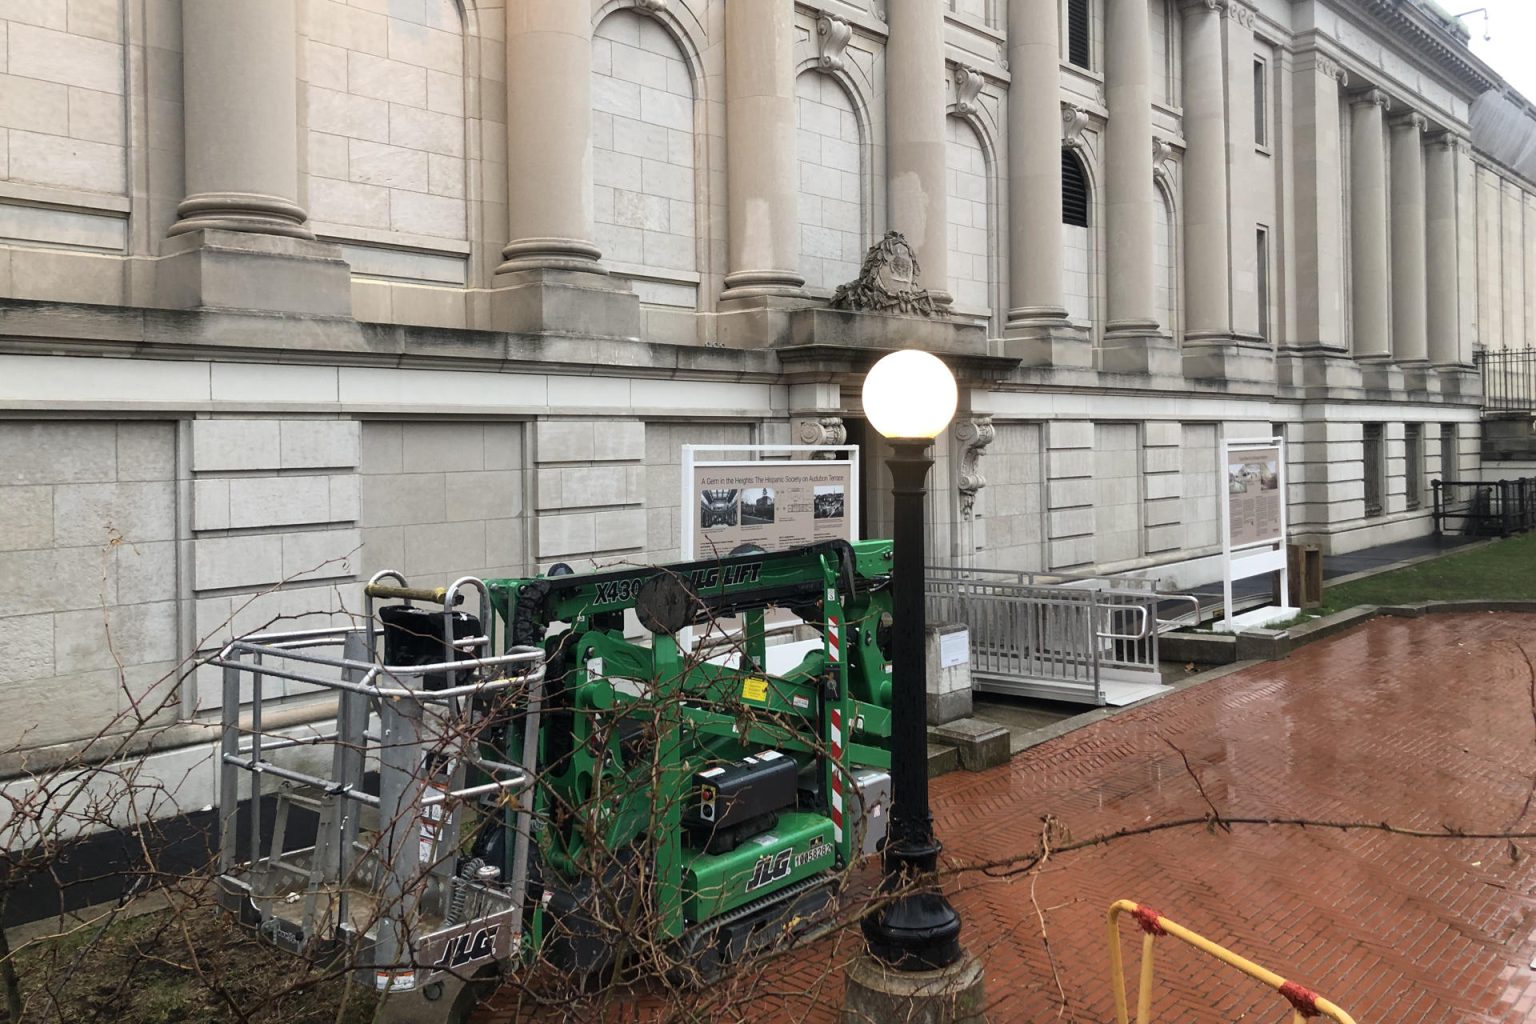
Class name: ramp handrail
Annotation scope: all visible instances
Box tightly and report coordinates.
[1107,899,1358,1024]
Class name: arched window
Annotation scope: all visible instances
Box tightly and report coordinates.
[1155,186,1178,337]
[1061,149,1092,325]
[946,118,992,323]
[592,11,698,301]
[795,72,864,292]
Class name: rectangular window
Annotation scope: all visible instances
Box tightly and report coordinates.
[1253,58,1268,147]
[1405,424,1423,511]
[1363,424,1384,517]
[1067,0,1090,69]
[1439,424,1457,482]
[1256,227,1271,342]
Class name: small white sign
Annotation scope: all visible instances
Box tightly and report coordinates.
[939,630,969,669]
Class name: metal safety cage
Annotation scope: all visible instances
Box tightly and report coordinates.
[210,571,547,997]
[925,565,1199,705]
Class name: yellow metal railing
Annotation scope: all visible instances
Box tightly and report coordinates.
[1107,899,1359,1024]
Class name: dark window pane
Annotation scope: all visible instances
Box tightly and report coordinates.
[1062,150,1089,227]
[1068,0,1090,69]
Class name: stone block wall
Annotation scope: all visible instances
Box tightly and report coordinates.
[531,419,646,572]
[795,70,865,293]
[358,420,525,584]
[189,418,362,709]
[0,421,178,751]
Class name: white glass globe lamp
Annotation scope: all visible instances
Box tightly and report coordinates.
[861,349,958,440]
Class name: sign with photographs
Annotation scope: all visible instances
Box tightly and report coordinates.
[1215,436,1291,632]
[682,446,858,561]
[1225,445,1283,549]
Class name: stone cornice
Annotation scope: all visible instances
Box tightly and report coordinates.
[1345,0,1499,96]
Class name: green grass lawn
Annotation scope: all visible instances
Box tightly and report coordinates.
[1318,531,1536,615]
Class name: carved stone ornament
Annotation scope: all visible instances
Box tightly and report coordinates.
[797,416,848,459]
[1152,136,1174,165]
[1392,111,1429,133]
[829,231,938,317]
[1315,54,1348,85]
[1061,103,1090,149]
[633,0,667,12]
[1224,0,1256,29]
[816,14,853,73]
[952,64,985,115]
[955,416,996,518]
[1352,87,1392,111]
[997,40,1010,72]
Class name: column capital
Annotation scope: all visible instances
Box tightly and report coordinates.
[1178,0,1224,13]
[815,13,853,72]
[1426,130,1466,153]
[1390,110,1428,133]
[1223,0,1257,28]
[1313,53,1349,85]
[1350,87,1392,112]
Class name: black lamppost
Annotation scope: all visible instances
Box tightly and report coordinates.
[860,349,964,971]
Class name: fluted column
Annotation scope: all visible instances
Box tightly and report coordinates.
[722,0,804,298]
[1389,112,1428,365]
[1294,53,1347,350]
[1104,0,1157,337]
[1005,0,1066,328]
[887,0,951,305]
[1349,90,1392,360]
[1179,0,1231,339]
[500,1,603,273]
[1425,133,1461,367]
[169,0,309,237]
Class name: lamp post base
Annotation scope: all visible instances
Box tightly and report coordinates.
[861,836,964,970]
[842,950,987,1024]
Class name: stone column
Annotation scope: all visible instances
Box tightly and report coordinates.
[169,0,309,238]
[491,1,637,337]
[1389,112,1429,378]
[1102,0,1169,373]
[158,0,350,314]
[1348,89,1392,366]
[1425,133,1461,368]
[1179,0,1230,341]
[886,0,951,306]
[1287,52,1359,391]
[500,1,603,273]
[721,0,804,299]
[1005,0,1080,364]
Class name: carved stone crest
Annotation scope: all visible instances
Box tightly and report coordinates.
[829,232,937,316]
[1062,103,1090,149]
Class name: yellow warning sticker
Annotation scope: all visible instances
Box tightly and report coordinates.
[742,677,769,702]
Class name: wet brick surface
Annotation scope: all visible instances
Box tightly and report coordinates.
[485,613,1536,1022]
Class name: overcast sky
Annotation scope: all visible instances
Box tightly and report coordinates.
[1463,1,1536,102]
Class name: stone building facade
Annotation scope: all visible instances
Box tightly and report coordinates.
[2,0,1535,760]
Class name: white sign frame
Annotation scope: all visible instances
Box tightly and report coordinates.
[1216,435,1292,633]
[681,444,860,561]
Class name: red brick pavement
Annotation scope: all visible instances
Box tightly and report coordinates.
[484,613,1536,1023]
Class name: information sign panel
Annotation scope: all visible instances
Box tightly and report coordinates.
[682,445,858,561]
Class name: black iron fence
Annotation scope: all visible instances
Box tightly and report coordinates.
[1432,478,1536,537]
[1478,347,1536,412]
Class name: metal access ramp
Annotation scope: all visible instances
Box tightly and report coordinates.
[926,566,1199,706]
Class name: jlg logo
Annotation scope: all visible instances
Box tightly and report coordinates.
[746,849,792,892]
[433,925,499,970]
